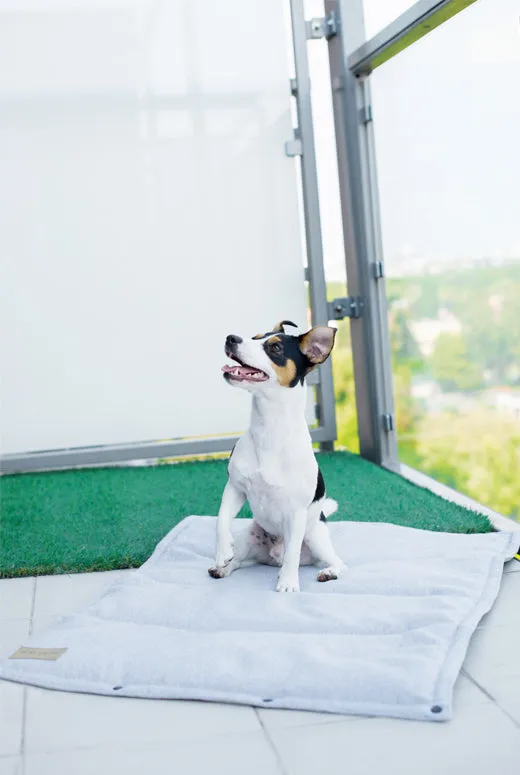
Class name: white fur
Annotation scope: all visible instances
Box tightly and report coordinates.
[209,329,345,592]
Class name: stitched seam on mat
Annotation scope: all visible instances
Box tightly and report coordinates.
[0,672,434,717]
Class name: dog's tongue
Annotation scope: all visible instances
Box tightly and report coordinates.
[222,364,261,377]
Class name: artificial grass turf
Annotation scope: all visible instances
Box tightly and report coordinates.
[0,451,492,578]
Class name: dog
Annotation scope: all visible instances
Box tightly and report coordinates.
[208,320,345,592]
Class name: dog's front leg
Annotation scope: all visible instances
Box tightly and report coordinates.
[214,480,246,569]
[276,509,307,593]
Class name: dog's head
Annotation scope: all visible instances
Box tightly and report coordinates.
[221,320,336,392]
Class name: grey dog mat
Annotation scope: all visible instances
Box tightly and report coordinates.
[1,516,518,721]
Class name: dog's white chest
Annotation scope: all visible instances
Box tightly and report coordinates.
[229,432,316,533]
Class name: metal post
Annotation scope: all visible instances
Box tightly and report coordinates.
[324,0,399,468]
[290,0,337,452]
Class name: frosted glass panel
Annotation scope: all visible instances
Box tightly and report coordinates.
[0,0,308,455]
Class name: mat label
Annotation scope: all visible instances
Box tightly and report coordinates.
[9,646,68,661]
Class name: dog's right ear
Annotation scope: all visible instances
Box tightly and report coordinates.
[298,326,336,366]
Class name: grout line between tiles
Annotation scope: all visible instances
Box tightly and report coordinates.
[20,688,27,758]
[19,578,36,763]
[461,669,520,730]
[254,707,289,775]
[28,579,37,636]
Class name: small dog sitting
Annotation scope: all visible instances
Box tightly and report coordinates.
[208,320,345,592]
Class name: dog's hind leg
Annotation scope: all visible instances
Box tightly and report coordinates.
[305,520,346,582]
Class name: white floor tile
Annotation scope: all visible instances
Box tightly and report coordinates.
[23,730,282,775]
[0,579,34,622]
[0,756,22,775]
[464,619,520,689]
[454,673,492,708]
[25,686,261,754]
[258,706,361,730]
[0,621,30,659]
[478,571,520,629]
[33,571,129,618]
[490,675,520,725]
[270,701,520,775]
[0,680,24,757]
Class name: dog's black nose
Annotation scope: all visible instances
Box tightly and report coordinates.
[226,335,242,346]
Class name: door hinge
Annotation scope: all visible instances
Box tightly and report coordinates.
[373,261,384,279]
[382,413,395,432]
[285,128,303,157]
[327,296,364,320]
[306,11,338,40]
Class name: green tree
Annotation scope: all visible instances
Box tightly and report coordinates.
[416,409,520,520]
[429,333,482,392]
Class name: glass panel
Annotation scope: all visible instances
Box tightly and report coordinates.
[363,0,418,39]
[371,0,520,518]
[0,0,309,454]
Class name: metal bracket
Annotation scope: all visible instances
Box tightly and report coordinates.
[285,129,303,157]
[373,261,384,279]
[327,296,364,320]
[382,413,395,432]
[305,12,338,40]
[360,102,373,125]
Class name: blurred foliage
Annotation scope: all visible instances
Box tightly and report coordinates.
[329,262,520,520]
[430,332,482,392]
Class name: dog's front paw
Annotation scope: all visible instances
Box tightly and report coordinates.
[276,573,300,593]
[215,536,234,568]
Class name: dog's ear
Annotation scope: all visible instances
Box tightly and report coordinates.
[272,320,298,333]
[298,326,337,365]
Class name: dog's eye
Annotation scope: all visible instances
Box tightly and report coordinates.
[271,342,282,353]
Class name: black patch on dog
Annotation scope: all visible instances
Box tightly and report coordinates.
[227,441,237,472]
[313,467,325,502]
[319,511,327,523]
[263,333,311,387]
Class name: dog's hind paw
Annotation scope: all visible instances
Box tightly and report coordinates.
[316,567,339,582]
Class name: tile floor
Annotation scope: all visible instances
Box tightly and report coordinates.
[1,557,519,775]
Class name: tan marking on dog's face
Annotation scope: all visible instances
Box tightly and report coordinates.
[271,359,297,387]
[252,333,265,340]
[264,336,297,386]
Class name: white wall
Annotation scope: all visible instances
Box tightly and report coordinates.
[0,0,309,455]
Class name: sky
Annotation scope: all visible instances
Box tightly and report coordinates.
[305,0,520,279]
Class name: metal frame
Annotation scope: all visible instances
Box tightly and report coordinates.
[348,0,477,76]
[290,0,338,453]
[316,0,476,468]
[1,418,336,475]
[325,0,398,469]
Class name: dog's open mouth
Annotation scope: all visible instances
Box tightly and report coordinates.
[222,351,269,383]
